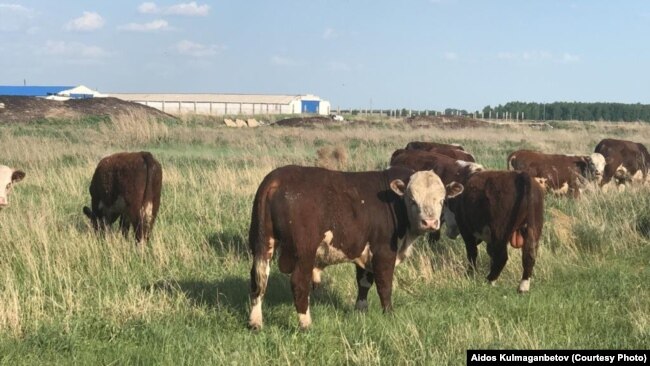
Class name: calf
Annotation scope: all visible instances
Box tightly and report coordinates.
[83,152,162,245]
[248,165,463,330]
[594,138,650,187]
[444,171,544,293]
[507,149,604,197]
[0,165,25,210]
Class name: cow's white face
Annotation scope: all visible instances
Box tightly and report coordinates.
[589,153,606,182]
[0,165,25,210]
[391,171,463,233]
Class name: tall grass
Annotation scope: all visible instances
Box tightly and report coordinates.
[0,117,648,364]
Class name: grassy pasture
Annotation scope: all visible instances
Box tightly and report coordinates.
[0,113,649,365]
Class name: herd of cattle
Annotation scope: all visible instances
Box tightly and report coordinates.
[0,137,648,330]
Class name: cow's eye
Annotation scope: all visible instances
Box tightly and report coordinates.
[5,183,10,190]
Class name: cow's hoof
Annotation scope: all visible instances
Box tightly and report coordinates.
[354,300,368,312]
[248,322,263,331]
[298,312,312,330]
[517,279,530,293]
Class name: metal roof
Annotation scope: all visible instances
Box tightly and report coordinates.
[108,93,308,104]
[0,85,74,96]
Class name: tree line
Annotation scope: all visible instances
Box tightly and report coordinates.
[481,102,650,122]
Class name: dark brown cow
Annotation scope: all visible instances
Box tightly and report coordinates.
[594,138,650,187]
[405,141,476,162]
[507,150,605,197]
[406,141,466,151]
[83,152,162,245]
[390,149,483,185]
[0,165,25,210]
[444,171,544,293]
[248,165,463,330]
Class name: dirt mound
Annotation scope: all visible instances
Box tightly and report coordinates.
[0,96,175,123]
[274,116,338,127]
[405,115,490,129]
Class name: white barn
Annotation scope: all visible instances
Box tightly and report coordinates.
[109,93,331,116]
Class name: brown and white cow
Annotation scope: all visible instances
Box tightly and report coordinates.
[248,165,463,330]
[0,165,25,210]
[444,170,544,293]
[594,138,650,188]
[507,150,604,197]
[83,152,162,245]
[405,141,476,162]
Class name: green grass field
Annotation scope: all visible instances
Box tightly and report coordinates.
[0,114,648,365]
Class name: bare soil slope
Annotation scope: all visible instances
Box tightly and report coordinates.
[0,96,175,123]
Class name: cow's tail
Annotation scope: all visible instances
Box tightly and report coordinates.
[248,177,276,329]
[139,152,159,243]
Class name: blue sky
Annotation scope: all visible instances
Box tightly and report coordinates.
[1,1,649,110]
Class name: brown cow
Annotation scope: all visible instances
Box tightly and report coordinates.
[248,165,463,330]
[0,165,25,210]
[507,150,604,197]
[406,141,466,151]
[83,152,162,245]
[390,149,483,185]
[405,141,476,162]
[443,171,544,293]
[594,138,650,188]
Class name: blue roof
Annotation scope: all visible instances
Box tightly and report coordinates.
[0,86,74,97]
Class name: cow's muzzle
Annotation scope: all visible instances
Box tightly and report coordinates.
[420,218,440,231]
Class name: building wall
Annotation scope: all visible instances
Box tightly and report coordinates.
[138,100,296,115]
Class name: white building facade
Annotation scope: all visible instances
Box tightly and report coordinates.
[109,93,331,116]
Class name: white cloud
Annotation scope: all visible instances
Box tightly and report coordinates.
[42,40,109,58]
[0,3,35,32]
[497,50,580,63]
[138,2,158,14]
[174,40,222,57]
[561,53,580,63]
[118,19,169,32]
[167,2,209,16]
[271,55,298,66]
[138,2,210,16]
[443,51,458,61]
[64,11,105,32]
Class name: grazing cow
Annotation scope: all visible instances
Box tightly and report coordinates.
[406,141,466,151]
[594,138,650,187]
[390,149,483,185]
[0,165,25,210]
[405,141,476,162]
[248,165,463,330]
[83,152,162,245]
[507,150,604,197]
[444,170,545,292]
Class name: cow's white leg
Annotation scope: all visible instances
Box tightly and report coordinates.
[518,279,530,293]
[298,306,311,329]
[249,239,274,330]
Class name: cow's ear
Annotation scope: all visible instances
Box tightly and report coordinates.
[83,206,94,219]
[446,182,464,198]
[390,179,406,196]
[11,170,25,183]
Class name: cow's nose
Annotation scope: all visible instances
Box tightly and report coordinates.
[421,219,439,230]
[0,197,7,206]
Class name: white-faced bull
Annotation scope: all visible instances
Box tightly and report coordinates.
[248,165,463,330]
